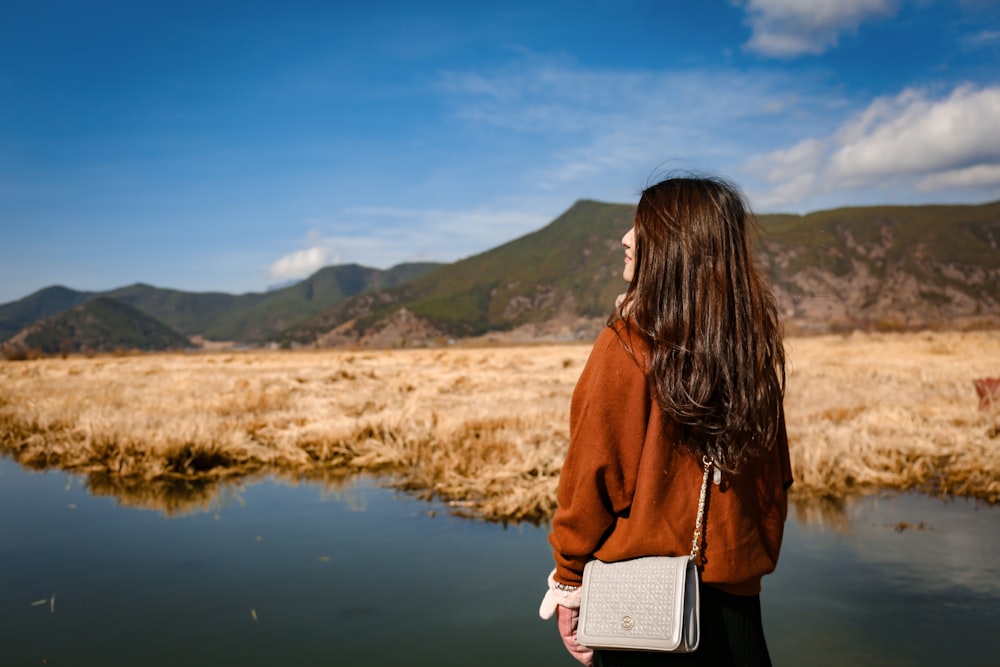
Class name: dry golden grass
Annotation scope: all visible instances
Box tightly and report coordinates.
[1,330,997,521]
[784,330,1000,503]
[0,345,581,521]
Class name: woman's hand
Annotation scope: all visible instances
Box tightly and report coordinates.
[557,606,594,666]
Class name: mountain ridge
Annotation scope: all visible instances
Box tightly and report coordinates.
[0,262,442,348]
[278,198,1000,346]
[4,297,192,355]
[2,198,998,353]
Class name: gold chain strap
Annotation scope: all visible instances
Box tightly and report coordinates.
[688,456,713,562]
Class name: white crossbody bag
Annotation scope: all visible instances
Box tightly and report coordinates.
[577,457,713,653]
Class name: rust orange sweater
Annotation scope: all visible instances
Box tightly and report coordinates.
[549,323,792,596]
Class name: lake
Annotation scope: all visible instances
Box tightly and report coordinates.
[1,457,998,666]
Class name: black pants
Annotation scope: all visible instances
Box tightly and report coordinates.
[593,583,772,667]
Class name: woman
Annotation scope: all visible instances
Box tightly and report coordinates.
[538,175,792,666]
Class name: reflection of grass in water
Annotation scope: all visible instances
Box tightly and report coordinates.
[1,331,998,522]
[84,468,370,516]
[86,473,230,516]
[791,496,853,533]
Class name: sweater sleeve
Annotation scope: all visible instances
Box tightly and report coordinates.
[549,325,651,586]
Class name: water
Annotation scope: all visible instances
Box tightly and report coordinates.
[1,458,998,666]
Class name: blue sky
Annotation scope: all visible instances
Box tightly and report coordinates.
[2,0,998,304]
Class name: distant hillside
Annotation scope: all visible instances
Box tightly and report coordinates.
[278,199,1000,347]
[4,297,192,354]
[4,201,998,352]
[101,261,441,342]
[755,202,1000,332]
[278,200,633,346]
[0,262,442,346]
[0,285,92,341]
[201,262,442,341]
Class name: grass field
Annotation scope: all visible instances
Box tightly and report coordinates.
[1,330,998,521]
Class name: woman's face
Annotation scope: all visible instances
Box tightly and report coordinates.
[621,226,636,283]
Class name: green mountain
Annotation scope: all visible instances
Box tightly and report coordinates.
[0,285,93,341]
[4,200,998,352]
[0,262,442,346]
[278,200,634,345]
[5,297,192,354]
[104,262,442,342]
[279,199,1000,346]
[205,262,442,341]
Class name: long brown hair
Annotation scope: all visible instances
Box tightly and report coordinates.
[615,175,785,473]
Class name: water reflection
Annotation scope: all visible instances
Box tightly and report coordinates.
[787,492,1000,595]
[13,456,1000,597]
[840,494,1000,598]
[791,495,853,532]
[769,491,1000,666]
[19,448,976,533]
[2,458,998,667]
[82,467,371,516]
[84,472,238,515]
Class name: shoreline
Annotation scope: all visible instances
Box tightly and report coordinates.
[2,330,998,520]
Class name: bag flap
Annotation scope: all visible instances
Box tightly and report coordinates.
[578,556,690,651]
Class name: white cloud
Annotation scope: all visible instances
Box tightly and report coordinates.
[830,85,1000,182]
[268,203,556,276]
[743,139,827,209]
[267,246,333,281]
[739,0,897,57]
[917,164,1000,191]
[437,55,1000,219]
[744,84,1000,210]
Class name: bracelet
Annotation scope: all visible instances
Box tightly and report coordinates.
[554,582,579,592]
